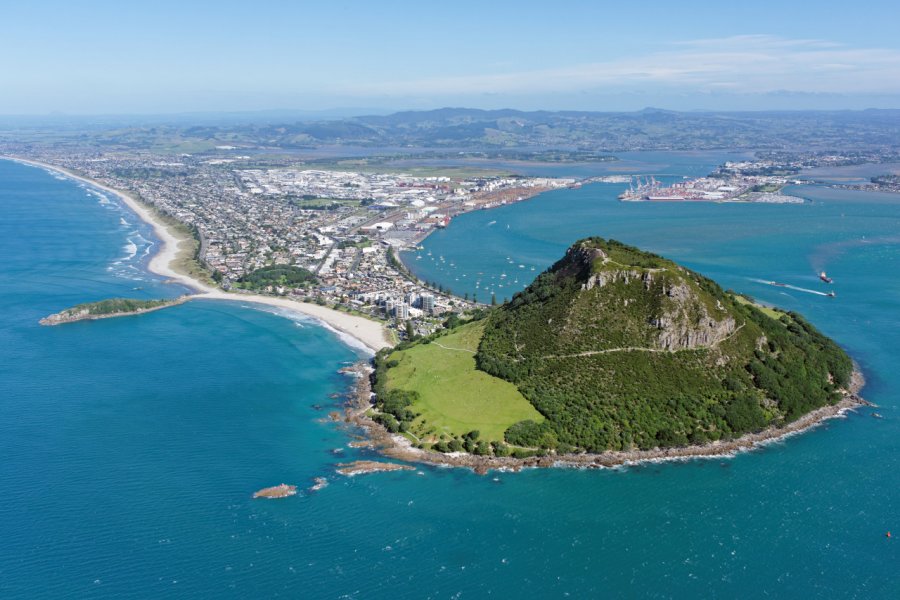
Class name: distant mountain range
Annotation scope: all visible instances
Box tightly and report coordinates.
[207,107,899,151]
[5,107,900,152]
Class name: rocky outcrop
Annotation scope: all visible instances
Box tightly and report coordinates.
[253,483,297,499]
[39,296,190,326]
[581,269,646,291]
[335,460,415,476]
[652,313,737,350]
[649,280,737,350]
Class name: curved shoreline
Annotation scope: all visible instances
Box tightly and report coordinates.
[2,156,391,354]
[346,364,868,473]
[7,155,871,471]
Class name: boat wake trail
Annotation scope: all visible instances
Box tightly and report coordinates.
[749,278,830,297]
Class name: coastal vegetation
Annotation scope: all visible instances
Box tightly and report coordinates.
[235,265,317,291]
[133,196,214,287]
[375,238,854,457]
[40,296,189,325]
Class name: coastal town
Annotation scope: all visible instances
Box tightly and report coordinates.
[5,147,573,339]
[5,143,900,342]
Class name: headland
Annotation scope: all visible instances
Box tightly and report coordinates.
[346,238,871,473]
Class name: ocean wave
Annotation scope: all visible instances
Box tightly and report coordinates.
[241,304,374,356]
[123,240,138,261]
[88,189,111,205]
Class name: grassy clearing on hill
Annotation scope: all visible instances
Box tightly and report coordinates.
[384,321,543,442]
[733,294,784,320]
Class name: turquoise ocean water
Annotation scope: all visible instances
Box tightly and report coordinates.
[2,158,900,598]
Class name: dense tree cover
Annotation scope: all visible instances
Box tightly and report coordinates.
[476,238,854,453]
[235,265,316,290]
[371,352,421,433]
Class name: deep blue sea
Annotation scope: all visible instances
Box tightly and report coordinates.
[2,158,900,598]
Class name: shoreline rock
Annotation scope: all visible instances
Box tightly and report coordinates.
[253,483,298,499]
[343,361,869,474]
[309,477,329,492]
[335,460,416,477]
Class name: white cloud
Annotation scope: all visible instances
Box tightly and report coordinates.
[336,35,900,98]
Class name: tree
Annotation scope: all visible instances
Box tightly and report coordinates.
[491,293,497,306]
[405,320,416,340]
[492,441,510,457]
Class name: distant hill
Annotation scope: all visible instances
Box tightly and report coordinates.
[23,107,899,153]
[474,238,854,452]
[237,107,900,151]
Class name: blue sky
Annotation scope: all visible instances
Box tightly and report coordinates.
[3,0,900,114]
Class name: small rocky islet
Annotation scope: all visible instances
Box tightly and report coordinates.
[40,296,190,325]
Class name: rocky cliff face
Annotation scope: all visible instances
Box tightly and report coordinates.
[568,240,736,351]
[649,279,737,351]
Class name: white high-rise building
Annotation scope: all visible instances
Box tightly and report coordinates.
[394,303,409,320]
[421,294,435,314]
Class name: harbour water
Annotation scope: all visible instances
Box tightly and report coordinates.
[2,158,900,598]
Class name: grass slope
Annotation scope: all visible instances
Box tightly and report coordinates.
[384,321,543,442]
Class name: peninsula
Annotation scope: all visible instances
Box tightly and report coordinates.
[361,238,865,470]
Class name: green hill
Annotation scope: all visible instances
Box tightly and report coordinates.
[477,238,853,452]
[376,238,854,456]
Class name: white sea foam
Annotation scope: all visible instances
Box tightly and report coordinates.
[239,304,374,356]
[123,240,138,261]
[92,191,111,205]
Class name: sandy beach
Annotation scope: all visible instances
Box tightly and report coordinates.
[4,156,391,354]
